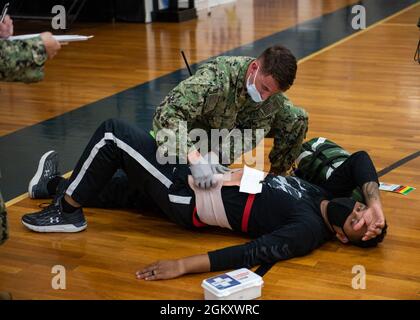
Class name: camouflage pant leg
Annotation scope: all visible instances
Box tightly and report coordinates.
[0,189,8,245]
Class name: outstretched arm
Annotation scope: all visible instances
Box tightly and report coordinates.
[136,254,210,281]
[136,223,317,280]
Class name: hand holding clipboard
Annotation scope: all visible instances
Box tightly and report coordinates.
[0,3,13,39]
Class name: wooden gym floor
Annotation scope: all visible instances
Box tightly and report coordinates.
[0,0,419,299]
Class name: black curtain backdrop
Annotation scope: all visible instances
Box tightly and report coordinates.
[0,0,145,23]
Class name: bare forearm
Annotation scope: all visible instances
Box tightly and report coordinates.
[360,181,386,239]
[179,254,211,275]
[362,181,382,208]
[136,254,211,281]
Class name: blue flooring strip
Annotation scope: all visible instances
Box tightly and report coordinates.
[0,0,418,201]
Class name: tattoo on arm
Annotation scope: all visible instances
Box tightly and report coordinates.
[362,181,380,202]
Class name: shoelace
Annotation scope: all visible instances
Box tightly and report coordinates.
[35,202,60,217]
[38,202,51,209]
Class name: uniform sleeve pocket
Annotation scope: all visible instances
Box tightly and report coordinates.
[203,93,220,114]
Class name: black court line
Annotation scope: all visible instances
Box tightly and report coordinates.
[255,150,420,277]
[377,151,420,178]
[1,0,417,202]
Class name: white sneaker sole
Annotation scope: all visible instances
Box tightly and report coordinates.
[28,150,56,199]
[21,220,87,233]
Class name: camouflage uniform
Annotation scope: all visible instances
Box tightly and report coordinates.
[0,37,48,82]
[0,37,48,246]
[153,56,308,174]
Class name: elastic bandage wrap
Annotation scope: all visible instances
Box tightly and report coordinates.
[188,174,232,230]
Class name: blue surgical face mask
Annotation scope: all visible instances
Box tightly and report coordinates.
[246,66,264,103]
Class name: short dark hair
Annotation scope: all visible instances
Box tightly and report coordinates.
[258,45,297,91]
[351,221,388,248]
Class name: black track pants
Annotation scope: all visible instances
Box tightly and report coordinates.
[65,118,195,228]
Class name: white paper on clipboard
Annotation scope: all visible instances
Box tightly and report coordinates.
[9,34,93,42]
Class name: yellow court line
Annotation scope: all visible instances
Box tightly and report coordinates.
[62,171,73,179]
[5,2,420,208]
[5,193,29,207]
[298,2,420,65]
[382,23,417,27]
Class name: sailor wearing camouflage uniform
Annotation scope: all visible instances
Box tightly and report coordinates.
[0,38,49,247]
[153,45,308,189]
[0,15,57,249]
[0,15,60,298]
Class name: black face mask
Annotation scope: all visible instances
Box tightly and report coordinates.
[326,198,356,232]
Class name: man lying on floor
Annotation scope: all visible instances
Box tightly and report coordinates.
[22,119,387,281]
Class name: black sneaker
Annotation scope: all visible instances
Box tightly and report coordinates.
[28,150,59,199]
[21,196,87,233]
